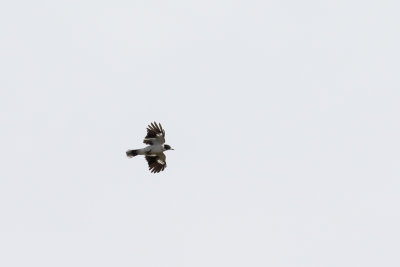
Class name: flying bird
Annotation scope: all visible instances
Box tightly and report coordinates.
[126,122,174,173]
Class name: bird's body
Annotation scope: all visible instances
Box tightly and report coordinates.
[127,144,167,156]
[126,122,173,173]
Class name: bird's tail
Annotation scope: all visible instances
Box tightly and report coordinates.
[126,149,139,158]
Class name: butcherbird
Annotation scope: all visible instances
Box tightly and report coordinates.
[126,122,174,173]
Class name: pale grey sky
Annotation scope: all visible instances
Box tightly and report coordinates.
[1,1,399,266]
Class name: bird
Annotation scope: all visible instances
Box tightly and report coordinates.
[126,122,174,173]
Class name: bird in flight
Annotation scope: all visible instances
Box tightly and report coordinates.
[126,122,174,173]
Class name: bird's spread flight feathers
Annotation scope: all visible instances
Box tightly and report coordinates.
[143,122,165,145]
[145,153,166,173]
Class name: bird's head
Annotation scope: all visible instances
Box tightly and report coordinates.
[164,144,174,150]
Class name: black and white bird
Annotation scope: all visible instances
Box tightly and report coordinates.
[126,122,174,173]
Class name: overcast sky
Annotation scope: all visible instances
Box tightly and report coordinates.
[1,1,399,266]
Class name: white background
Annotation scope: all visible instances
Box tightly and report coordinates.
[1,1,399,266]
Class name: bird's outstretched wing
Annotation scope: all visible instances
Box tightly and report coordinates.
[145,153,167,173]
[143,122,165,145]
